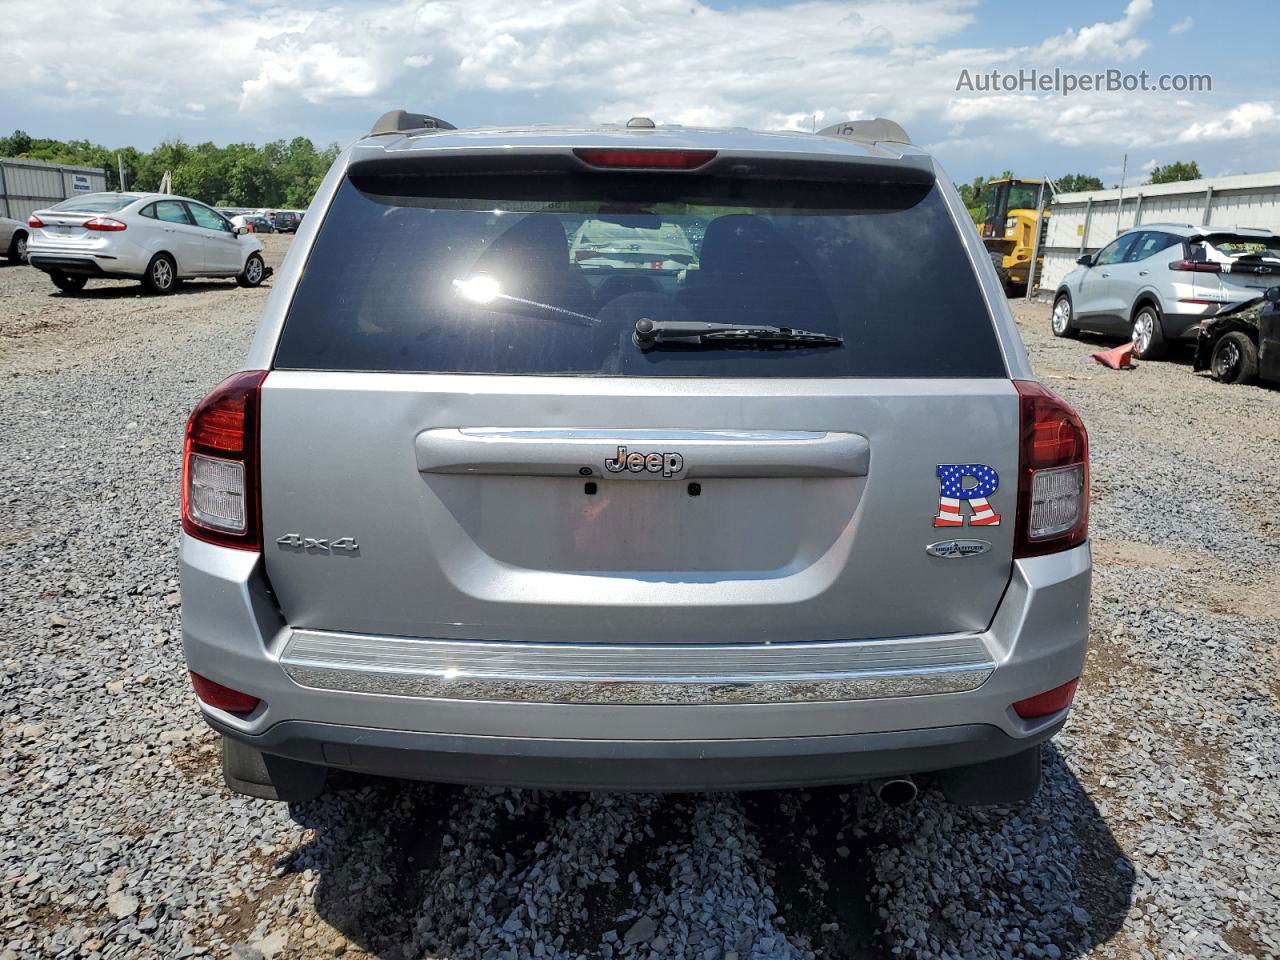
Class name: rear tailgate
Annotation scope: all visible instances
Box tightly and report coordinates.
[259,155,1018,645]
[260,376,1017,643]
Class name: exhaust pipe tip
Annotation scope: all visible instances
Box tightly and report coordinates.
[872,776,918,807]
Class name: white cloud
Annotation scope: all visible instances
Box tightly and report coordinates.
[1035,0,1153,62]
[1,0,1274,170]
[1178,102,1280,143]
[1169,16,1193,34]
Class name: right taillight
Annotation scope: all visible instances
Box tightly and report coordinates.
[182,370,268,550]
[1014,380,1089,557]
[27,215,45,228]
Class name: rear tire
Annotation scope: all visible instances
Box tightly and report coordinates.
[50,271,87,293]
[221,736,327,802]
[940,744,1042,806]
[1210,331,1259,385]
[989,252,1011,296]
[236,252,265,288]
[1051,293,1077,338]
[7,231,28,263]
[1131,305,1167,360]
[142,253,177,295]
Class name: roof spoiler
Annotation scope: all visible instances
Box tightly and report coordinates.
[816,118,911,146]
[369,110,457,137]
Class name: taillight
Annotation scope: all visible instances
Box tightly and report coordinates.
[1168,259,1221,273]
[1012,678,1079,719]
[573,148,716,170]
[27,215,45,229]
[83,217,127,231]
[182,370,268,550]
[190,672,260,715]
[1014,381,1089,557]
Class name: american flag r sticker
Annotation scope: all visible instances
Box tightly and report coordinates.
[934,463,1002,527]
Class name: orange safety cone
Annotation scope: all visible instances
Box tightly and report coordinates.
[1091,341,1136,370]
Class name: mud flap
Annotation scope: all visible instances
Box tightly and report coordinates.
[940,743,1042,806]
[222,735,327,802]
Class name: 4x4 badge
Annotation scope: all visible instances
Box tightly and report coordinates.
[276,534,359,551]
[933,463,1001,527]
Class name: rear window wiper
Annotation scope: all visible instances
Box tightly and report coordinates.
[633,318,843,350]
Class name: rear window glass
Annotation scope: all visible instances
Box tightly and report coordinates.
[275,173,1004,378]
[49,193,134,214]
[1206,235,1280,258]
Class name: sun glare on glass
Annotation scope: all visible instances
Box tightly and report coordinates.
[453,274,501,304]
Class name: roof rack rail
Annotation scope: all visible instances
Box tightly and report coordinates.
[816,118,911,146]
[369,109,458,137]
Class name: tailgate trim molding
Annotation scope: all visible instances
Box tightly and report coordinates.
[280,630,994,705]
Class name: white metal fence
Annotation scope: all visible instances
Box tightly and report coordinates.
[0,157,109,222]
[1039,171,1280,293]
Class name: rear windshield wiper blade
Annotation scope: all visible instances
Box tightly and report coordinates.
[634,318,843,350]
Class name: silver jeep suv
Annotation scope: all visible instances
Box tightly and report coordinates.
[180,111,1091,806]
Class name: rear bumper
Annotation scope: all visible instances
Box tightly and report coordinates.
[205,715,1064,791]
[180,536,1090,789]
[28,251,141,278]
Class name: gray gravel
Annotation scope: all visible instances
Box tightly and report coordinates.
[2,260,1277,960]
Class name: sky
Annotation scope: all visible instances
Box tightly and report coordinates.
[1,0,1275,185]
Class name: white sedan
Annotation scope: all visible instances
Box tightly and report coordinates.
[26,192,268,294]
[0,215,29,263]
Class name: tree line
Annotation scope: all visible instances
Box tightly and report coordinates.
[0,130,342,209]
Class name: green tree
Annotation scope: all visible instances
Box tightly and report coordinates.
[0,129,339,207]
[1148,161,1202,185]
[1055,173,1104,193]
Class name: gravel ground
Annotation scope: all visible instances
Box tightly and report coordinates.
[2,252,1277,960]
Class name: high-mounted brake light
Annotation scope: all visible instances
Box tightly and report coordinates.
[1014,381,1089,558]
[573,148,717,170]
[27,215,45,229]
[83,216,127,232]
[1168,259,1221,273]
[190,672,261,715]
[1012,678,1079,719]
[182,370,268,550]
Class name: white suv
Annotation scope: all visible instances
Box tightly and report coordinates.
[26,192,268,295]
[1052,223,1280,359]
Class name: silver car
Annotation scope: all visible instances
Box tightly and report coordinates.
[180,111,1092,807]
[0,215,30,263]
[1051,223,1280,359]
[26,192,267,294]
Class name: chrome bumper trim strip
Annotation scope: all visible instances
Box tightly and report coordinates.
[280,630,994,705]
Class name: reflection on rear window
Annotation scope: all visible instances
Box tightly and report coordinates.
[49,193,135,214]
[275,174,1005,378]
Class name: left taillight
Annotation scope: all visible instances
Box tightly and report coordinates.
[1014,380,1089,558]
[182,370,268,550]
[83,217,127,231]
[27,215,45,229]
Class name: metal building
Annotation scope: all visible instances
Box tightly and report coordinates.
[1039,171,1280,292]
[0,157,109,222]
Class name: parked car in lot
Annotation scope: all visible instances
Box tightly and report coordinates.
[1,214,30,263]
[26,192,269,294]
[181,111,1091,808]
[269,211,299,233]
[1193,285,1280,385]
[1052,223,1280,359]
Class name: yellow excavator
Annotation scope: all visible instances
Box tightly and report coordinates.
[978,178,1050,293]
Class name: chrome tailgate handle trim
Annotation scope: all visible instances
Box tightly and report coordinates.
[415,427,870,478]
[281,630,992,705]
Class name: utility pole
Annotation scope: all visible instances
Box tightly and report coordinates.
[1024,178,1047,303]
[1115,153,1127,235]
[116,153,127,192]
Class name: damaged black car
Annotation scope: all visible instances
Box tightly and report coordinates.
[1193,285,1280,385]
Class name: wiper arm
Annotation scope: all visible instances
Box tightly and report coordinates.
[634,317,843,350]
